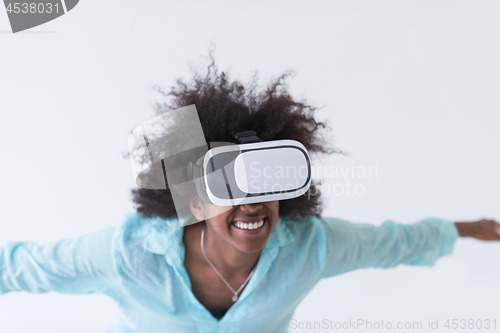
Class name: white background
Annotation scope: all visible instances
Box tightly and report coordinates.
[1,1,499,332]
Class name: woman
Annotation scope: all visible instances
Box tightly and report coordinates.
[1,61,499,333]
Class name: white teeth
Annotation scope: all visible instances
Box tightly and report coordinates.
[233,219,265,230]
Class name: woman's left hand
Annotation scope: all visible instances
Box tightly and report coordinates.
[455,219,500,241]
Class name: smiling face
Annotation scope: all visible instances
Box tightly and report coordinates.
[189,197,280,253]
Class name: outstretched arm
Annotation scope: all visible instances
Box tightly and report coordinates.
[318,216,499,280]
[0,227,117,295]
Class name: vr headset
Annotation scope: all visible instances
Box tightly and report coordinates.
[128,105,311,224]
[187,131,311,206]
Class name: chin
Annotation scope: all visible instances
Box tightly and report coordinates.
[236,242,267,254]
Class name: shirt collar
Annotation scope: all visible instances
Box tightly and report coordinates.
[142,215,295,266]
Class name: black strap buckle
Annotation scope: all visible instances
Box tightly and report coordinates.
[234,130,262,144]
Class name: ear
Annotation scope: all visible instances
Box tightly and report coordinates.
[189,196,205,221]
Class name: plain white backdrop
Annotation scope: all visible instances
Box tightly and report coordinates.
[1,1,499,332]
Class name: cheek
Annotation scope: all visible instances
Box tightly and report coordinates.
[204,205,233,221]
[273,203,280,222]
[269,202,280,216]
[205,208,234,228]
[206,217,230,234]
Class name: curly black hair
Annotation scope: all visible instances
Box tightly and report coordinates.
[127,55,344,221]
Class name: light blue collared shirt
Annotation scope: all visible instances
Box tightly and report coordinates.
[0,213,459,332]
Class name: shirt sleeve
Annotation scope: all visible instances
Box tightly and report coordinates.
[0,227,117,295]
[318,217,460,279]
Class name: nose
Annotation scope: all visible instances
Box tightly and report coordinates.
[239,202,263,213]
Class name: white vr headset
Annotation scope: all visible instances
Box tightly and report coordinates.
[128,105,312,224]
[187,131,312,206]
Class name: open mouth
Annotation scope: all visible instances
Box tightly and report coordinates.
[231,217,267,230]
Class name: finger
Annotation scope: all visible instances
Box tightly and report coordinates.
[487,221,500,240]
[490,233,500,241]
[487,226,500,241]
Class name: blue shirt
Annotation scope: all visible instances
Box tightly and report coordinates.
[0,213,459,332]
